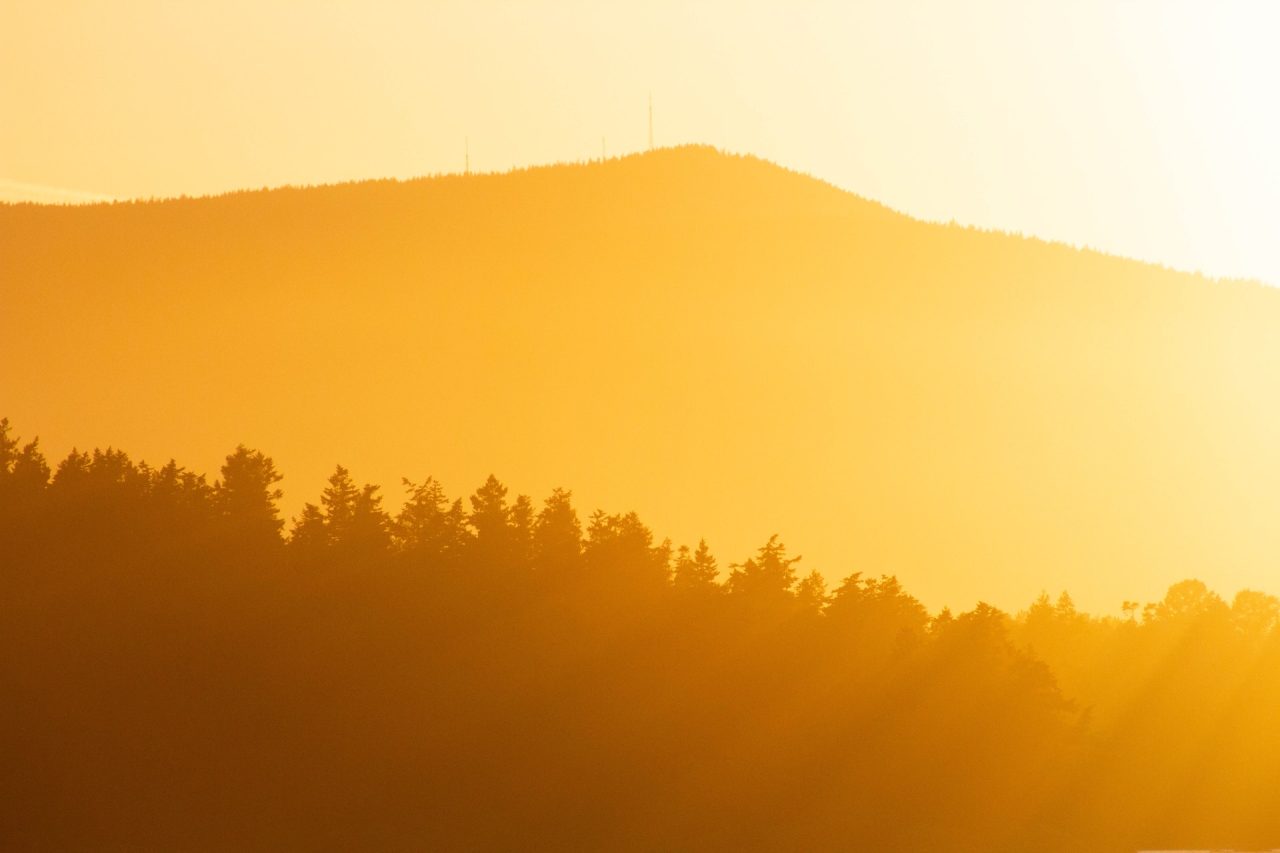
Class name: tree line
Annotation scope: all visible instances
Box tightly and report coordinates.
[2,417,1277,851]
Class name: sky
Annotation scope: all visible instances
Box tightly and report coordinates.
[4,1,1280,283]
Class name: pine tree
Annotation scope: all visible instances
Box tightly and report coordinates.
[533,487,583,581]
[673,538,720,593]
[396,477,468,566]
[468,474,513,568]
[727,535,800,602]
[796,570,828,613]
[215,445,284,544]
[290,503,329,552]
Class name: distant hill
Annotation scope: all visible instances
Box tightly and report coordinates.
[4,145,1278,610]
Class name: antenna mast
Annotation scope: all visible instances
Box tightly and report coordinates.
[648,94,654,151]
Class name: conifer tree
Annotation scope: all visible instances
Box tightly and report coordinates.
[215,445,284,543]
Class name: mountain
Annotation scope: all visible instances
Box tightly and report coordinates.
[4,145,1278,611]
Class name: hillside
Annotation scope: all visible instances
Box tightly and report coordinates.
[4,145,1279,610]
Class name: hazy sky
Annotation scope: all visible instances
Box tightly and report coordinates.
[4,1,1279,283]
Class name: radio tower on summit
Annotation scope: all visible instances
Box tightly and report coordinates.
[648,94,654,151]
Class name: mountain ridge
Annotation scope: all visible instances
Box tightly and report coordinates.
[5,144,1264,290]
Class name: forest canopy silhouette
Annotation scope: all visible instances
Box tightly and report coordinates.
[5,417,1280,851]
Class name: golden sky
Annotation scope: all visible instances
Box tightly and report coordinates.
[4,1,1279,284]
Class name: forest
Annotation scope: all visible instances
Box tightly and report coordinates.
[3,416,1280,851]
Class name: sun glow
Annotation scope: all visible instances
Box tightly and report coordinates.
[9,4,1280,850]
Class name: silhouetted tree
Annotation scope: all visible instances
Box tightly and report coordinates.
[0,419,50,498]
[468,474,515,575]
[395,477,467,569]
[0,419,50,545]
[673,539,720,595]
[584,509,669,600]
[532,487,583,583]
[510,494,535,573]
[795,570,827,614]
[1144,578,1228,624]
[346,482,391,556]
[727,534,799,604]
[826,572,928,658]
[1231,589,1280,638]
[1121,600,1139,622]
[215,445,284,544]
[290,502,328,553]
[292,465,392,558]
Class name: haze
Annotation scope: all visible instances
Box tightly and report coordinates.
[11,5,1280,849]
[4,0,1279,284]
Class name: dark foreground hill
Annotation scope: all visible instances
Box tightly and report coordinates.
[4,146,1280,610]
